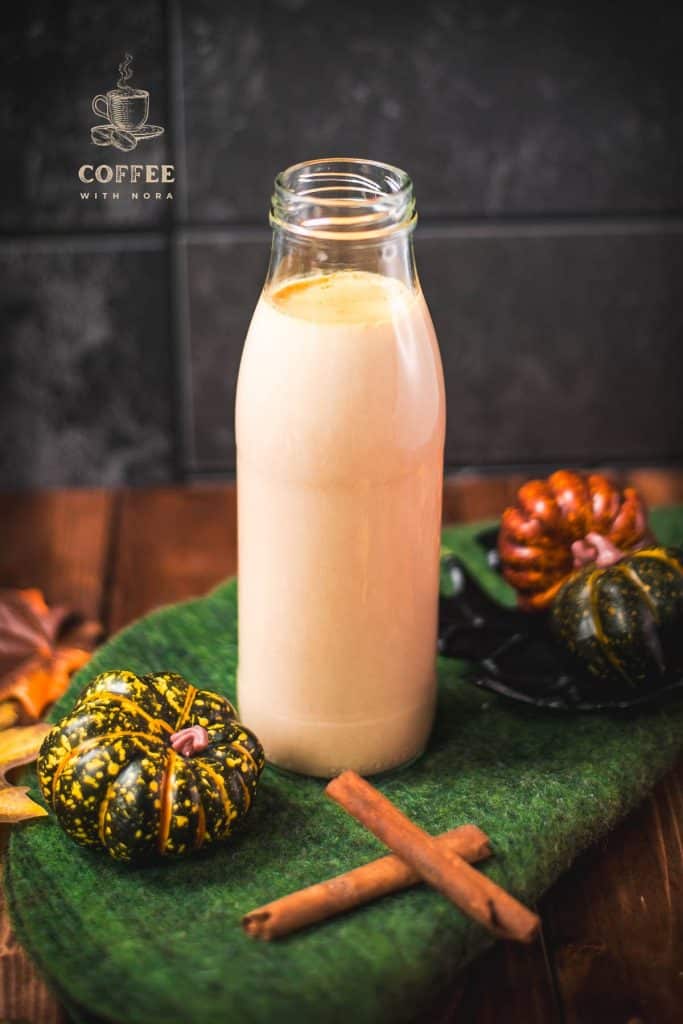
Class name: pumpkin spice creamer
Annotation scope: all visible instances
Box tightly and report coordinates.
[236,159,445,777]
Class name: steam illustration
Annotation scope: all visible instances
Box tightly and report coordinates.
[90,53,164,152]
[117,53,134,91]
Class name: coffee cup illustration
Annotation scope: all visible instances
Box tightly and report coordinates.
[92,88,150,131]
[90,55,164,152]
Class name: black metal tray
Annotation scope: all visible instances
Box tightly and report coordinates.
[438,527,683,711]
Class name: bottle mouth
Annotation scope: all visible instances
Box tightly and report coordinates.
[271,158,416,241]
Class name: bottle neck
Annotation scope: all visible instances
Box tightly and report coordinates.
[264,158,419,294]
[264,226,419,294]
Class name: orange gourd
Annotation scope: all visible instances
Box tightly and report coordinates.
[498,471,650,611]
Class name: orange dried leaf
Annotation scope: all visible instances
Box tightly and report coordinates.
[0,724,51,780]
[0,786,48,823]
[0,722,51,824]
[0,700,20,731]
[4,649,92,720]
[17,589,50,617]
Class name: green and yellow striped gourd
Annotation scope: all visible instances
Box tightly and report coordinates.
[551,547,683,687]
[37,670,265,863]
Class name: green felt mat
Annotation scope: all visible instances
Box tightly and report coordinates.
[7,509,683,1024]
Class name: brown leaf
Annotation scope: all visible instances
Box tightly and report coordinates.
[0,588,101,720]
[0,591,99,823]
[0,589,59,676]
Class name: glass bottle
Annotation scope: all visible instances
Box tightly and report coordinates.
[235,158,446,777]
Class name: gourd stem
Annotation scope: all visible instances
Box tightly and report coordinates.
[572,532,626,569]
[170,725,209,756]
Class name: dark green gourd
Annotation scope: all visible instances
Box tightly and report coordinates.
[37,670,265,863]
[551,547,683,687]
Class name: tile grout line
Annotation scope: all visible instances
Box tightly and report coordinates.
[166,0,195,479]
[167,0,189,224]
[0,233,168,254]
[169,237,197,474]
[3,215,683,249]
[184,458,683,482]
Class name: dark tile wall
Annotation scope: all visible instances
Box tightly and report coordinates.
[420,228,683,465]
[1,0,682,489]
[0,241,173,487]
[182,1,683,220]
[183,226,683,471]
[184,234,270,467]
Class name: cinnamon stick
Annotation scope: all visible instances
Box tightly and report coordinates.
[242,823,491,940]
[326,770,539,944]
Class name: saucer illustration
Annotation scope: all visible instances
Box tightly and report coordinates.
[90,54,165,152]
[127,124,164,139]
[90,124,164,151]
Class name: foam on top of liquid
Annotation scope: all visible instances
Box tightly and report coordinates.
[266,270,414,325]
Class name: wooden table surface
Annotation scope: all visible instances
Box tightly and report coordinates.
[0,470,682,1024]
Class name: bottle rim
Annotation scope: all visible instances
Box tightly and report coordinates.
[271,157,417,241]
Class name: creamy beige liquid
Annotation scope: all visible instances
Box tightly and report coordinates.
[235,270,445,776]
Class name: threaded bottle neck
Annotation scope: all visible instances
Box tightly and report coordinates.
[270,158,416,242]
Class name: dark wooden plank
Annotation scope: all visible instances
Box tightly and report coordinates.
[443,468,683,528]
[0,488,113,619]
[440,933,561,1024]
[0,488,113,1024]
[625,467,683,507]
[442,474,526,525]
[108,485,236,632]
[542,759,683,1024]
[0,887,63,1024]
[105,471,683,631]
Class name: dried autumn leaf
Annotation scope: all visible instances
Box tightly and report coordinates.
[0,589,65,675]
[0,701,19,730]
[0,786,48,823]
[0,723,51,823]
[0,723,53,775]
[3,648,93,721]
[0,589,101,720]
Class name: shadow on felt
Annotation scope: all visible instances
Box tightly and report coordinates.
[422,662,671,785]
[124,777,324,896]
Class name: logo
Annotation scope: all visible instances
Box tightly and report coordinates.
[78,53,174,201]
[90,54,164,152]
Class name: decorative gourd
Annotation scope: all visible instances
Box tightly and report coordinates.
[499,470,650,610]
[551,547,683,686]
[37,670,265,863]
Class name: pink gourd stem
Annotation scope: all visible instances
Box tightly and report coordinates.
[571,531,627,570]
[170,725,209,756]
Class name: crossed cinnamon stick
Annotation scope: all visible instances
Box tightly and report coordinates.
[242,770,539,943]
